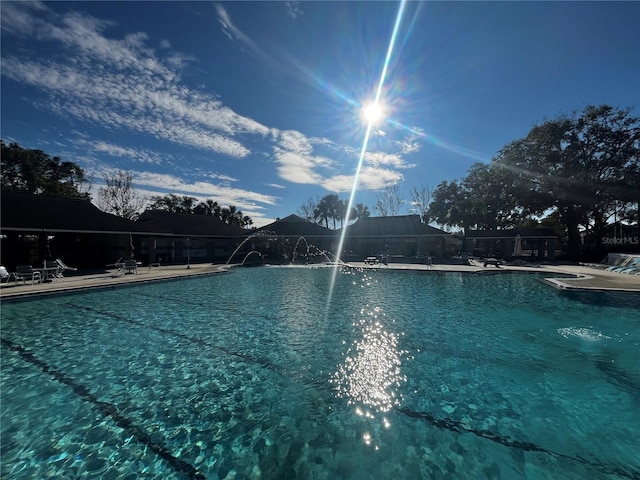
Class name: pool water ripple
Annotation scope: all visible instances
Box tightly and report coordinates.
[2,267,639,479]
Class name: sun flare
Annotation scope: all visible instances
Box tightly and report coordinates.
[361,101,385,126]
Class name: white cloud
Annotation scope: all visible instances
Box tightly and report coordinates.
[271,127,413,194]
[215,3,254,47]
[0,1,49,37]
[80,140,163,165]
[321,167,403,193]
[364,151,414,169]
[273,129,336,185]
[206,172,238,183]
[395,130,424,154]
[134,172,278,208]
[274,151,325,184]
[1,2,269,158]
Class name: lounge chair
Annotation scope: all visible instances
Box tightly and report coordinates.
[45,260,62,279]
[608,258,640,273]
[56,259,77,277]
[15,265,42,285]
[124,259,138,275]
[0,266,16,284]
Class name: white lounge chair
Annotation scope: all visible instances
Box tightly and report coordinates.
[56,258,77,277]
[0,266,16,284]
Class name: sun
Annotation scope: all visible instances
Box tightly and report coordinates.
[361,101,385,126]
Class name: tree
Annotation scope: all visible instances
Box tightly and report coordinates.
[297,196,320,223]
[147,194,253,227]
[494,104,639,259]
[429,180,472,231]
[220,205,253,227]
[409,185,433,223]
[429,163,526,233]
[1,140,91,199]
[97,170,145,220]
[354,203,370,220]
[335,198,346,228]
[194,199,221,217]
[374,185,403,216]
[147,194,198,213]
[314,194,342,228]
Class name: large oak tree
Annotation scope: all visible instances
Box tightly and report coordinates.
[428,105,639,259]
[494,105,639,258]
[1,140,91,199]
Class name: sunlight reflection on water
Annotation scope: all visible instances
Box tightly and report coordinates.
[331,305,408,416]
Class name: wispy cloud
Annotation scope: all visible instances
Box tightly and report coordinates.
[270,126,416,193]
[284,2,303,19]
[395,131,422,154]
[215,3,257,49]
[364,151,415,169]
[79,139,164,165]
[134,172,278,208]
[1,2,268,157]
[273,130,334,184]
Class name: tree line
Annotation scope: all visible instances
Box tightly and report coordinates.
[297,184,434,228]
[428,105,639,259]
[0,140,253,227]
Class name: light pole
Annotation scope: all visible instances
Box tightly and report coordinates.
[186,237,190,269]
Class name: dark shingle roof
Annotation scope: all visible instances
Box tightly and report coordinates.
[1,191,146,233]
[136,210,246,236]
[0,192,249,237]
[340,215,449,237]
[257,214,336,237]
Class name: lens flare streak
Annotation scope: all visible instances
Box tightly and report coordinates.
[328,0,408,304]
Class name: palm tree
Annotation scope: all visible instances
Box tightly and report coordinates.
[354,203,370,220]
[194,199,220,217]
[220,205,237,224]
[314,197,330,228]
[315,194,342,229]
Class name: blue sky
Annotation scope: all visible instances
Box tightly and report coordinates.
[2,1,639,227]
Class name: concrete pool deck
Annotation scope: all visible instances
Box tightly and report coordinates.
[1,261,639,300]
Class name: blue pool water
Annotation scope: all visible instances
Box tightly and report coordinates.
[1,266,639,479]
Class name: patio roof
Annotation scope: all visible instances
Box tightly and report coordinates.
[1,191,147,234]
[137,210,246,237]
[0,192,249,237]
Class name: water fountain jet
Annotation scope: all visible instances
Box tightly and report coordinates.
[241,251,266,267]
[225,231,274,265]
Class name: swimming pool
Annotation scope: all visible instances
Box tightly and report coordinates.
[1,266,639,479]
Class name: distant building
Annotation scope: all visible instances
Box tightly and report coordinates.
[0,191,247,269]
[337,215,458,262]
[464,228,558,260]
[136,210,247,265]
[1,191,146,269]
[253,214,336,263]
